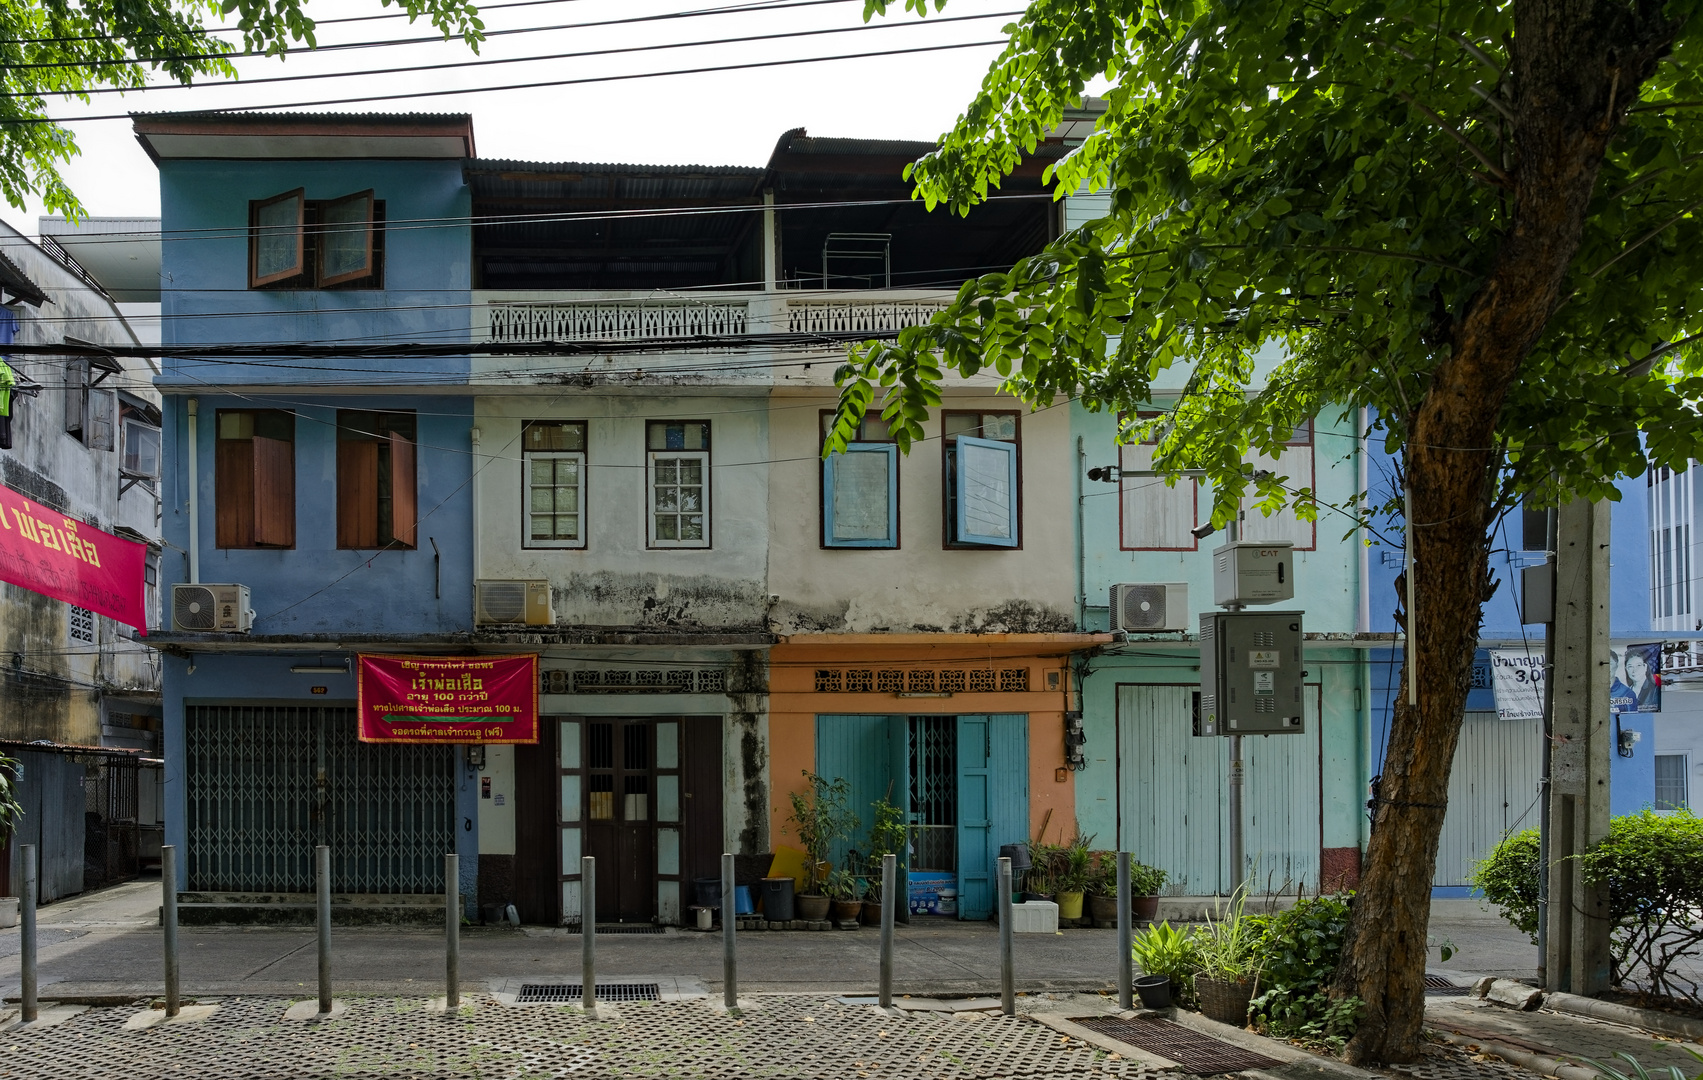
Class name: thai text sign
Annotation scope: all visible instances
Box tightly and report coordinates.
[357,653,538,744]
[0,484,147,632]
[1490,648,1545,721]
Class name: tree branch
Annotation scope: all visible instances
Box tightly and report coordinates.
[1397,92,1513,184]
[1587,198,1703,278]
[1617,330,1703,377]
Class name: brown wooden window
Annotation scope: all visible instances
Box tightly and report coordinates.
[336,410,417,549]
[215,410,295,548]
[248,188,384,290]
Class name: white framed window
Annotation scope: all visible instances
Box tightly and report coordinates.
[523,420,587,549]
[821,412,898,549]
[942,411,1020,549]
[1240,417,1316,550]
[1120,409,1199,550]
[1655,753,1689,812]
[647,421,710,548]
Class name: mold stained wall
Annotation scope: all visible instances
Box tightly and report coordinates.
[473,392,770,630]
[765,386,1077,634]
[0,222,160,743]
[1365,423,1659,820]
[1070,393,1367,862]
[154,156,475,633]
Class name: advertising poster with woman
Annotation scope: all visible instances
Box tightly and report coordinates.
[1610,643,1662,713]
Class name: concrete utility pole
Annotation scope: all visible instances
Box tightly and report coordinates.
[1542,498,1614,994]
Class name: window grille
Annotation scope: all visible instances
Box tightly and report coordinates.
[999,668,1030,692]
[845,669,873,692]
[68,606,95,644]
[877,670,904,693]
[907,670,937,693]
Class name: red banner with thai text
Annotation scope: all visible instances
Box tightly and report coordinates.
[0,484,148,633]
[357,653,538,744]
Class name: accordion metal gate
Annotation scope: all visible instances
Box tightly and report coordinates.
[185,704,455,893]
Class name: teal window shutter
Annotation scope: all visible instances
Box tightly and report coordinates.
[823,443,898,548]
[953,435,1019,547]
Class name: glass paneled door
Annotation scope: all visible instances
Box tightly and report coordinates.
[584,719,659,922]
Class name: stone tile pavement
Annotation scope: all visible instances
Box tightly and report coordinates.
[1424,997,1703,1077]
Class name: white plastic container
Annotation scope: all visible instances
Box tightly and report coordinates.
[0,897,17,929]
[936,889,957,915]
[1009,900,1058,933]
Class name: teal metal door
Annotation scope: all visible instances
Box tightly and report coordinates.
[955,714,1028,920]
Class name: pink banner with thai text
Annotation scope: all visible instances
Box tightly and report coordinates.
[358,653,539,744]
[0,484,147,633]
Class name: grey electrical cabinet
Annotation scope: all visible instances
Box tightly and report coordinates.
[1197,610,1305,736]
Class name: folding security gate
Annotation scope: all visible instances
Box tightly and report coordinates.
[185,705,455,893]
[1434,711,1542,887]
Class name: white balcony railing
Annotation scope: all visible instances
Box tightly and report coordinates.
[785,298,951,336]
[481,292,953,346]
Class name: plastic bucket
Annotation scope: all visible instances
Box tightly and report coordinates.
[693,878,721,908]
[733,885,755,915]
[1135,974,1171,1009]
[760,877,796,922]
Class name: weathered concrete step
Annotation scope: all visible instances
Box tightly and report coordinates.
[169,902,452,927]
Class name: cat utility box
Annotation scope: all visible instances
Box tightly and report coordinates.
[1198,611,1305,736]
[1212,541,1295,606]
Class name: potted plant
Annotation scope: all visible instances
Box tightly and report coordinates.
[1132,919,1201,1009]
[784,770,854,922]
[1022,838,1060,901]
[0,752,22,929]
[859,796,907,926]
[1131,861,1170,923]
[1192,886,1264,1026]
[825,868,863,923]
[1087,852,1120,926]
[1055,835,1094,921]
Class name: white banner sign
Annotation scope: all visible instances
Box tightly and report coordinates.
[1491,648,1546,720]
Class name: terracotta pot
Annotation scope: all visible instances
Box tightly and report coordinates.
[831,899,863,922]
[1056,890,1085,920]
[797,894,831,920]
[1133,895,1161,923]
[861,899,883,926]
[1088,894,1119,927]
[1194,975,1254,1026]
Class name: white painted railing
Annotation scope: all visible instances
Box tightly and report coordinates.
[784,298,951,335]
[487,300,750,344]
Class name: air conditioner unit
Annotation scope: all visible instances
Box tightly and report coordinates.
[475,579,553,626]
[1109,582,1189,633]
[171,583,253,633]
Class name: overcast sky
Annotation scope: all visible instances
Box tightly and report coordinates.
[1,0,1027,236]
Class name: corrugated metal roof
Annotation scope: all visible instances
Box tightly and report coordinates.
[469,159,763,177]
[131,110,472,123]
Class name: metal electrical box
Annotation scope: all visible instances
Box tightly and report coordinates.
[1212,541,1295,606]
[1198,610,1305,736]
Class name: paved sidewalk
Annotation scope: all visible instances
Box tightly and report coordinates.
[0,992,1163,1080]
[1425,996,1703,1079]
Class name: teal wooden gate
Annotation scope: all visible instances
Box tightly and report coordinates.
[955,714,1028,920]
[813,715,909,872]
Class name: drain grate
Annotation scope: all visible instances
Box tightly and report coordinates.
[564,924,665,935]
[1074,1016,1282,1074]
[1425,976,1472,996]
[516,983,661,1003]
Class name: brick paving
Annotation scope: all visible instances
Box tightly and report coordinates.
[0,994,1167,1080]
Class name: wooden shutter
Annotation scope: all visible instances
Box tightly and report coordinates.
[249,189,307,287]
[389,431,417,547]
[337,439,380,549]
[317,190,376,286]
[954,435,1019,547]
[214,438,255,548]
[252,435,295,547]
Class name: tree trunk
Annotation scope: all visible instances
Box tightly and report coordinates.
[1332,0,1679,1064]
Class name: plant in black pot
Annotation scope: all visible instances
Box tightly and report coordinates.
[784,770,854,922]
[1131,919,1199,1009]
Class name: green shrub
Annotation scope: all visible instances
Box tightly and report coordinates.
[1475,811,1703,1002]
[1471,828,1542,943]
[1248,894,1361,1047]
[1132,920,1200,1008]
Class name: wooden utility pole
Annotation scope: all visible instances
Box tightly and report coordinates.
[1542,498,1613,994]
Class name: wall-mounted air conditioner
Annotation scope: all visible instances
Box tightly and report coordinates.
[171,583,253,633]
[475,579,553,626]
[1109,582,1189,633]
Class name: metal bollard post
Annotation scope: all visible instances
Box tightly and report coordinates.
[445,853,460,1010]
[998,856,1014,1016]
[721,852,737,1009]
[163,845,181,1017]
[1116,851,1133,1011]
[20,844,36,1023]
[581,856,597,1014]
[316,844,332,1014]
[879,853,896,1008]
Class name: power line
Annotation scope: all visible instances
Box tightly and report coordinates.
[12,38,1009,124]
[3,0,917,81]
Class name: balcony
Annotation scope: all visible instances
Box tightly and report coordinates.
[477,290,954,346]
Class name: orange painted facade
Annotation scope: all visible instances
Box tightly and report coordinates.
[767,633,1111,849]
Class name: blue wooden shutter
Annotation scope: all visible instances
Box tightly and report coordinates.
[822,443,898,548]
[954,435,1018,547]
[955,715,992,919]
[814,714,891,872]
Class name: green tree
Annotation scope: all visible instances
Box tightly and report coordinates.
[1,0,484,216]
[842,0,1703,1063]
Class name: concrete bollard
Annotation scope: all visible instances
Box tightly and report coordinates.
[445,853,460,1010]
[879,853,896,1008]
[316,844,332,1014]
[163,845,180,1017]
[581,856,596,1013]
[20,844,36,1023]
[998,856,1014,1017]
[1116,851,1133,1011]
[721,852,737,1009]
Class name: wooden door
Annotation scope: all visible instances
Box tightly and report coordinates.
[513,716,560,924]
[584,719,658,922]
